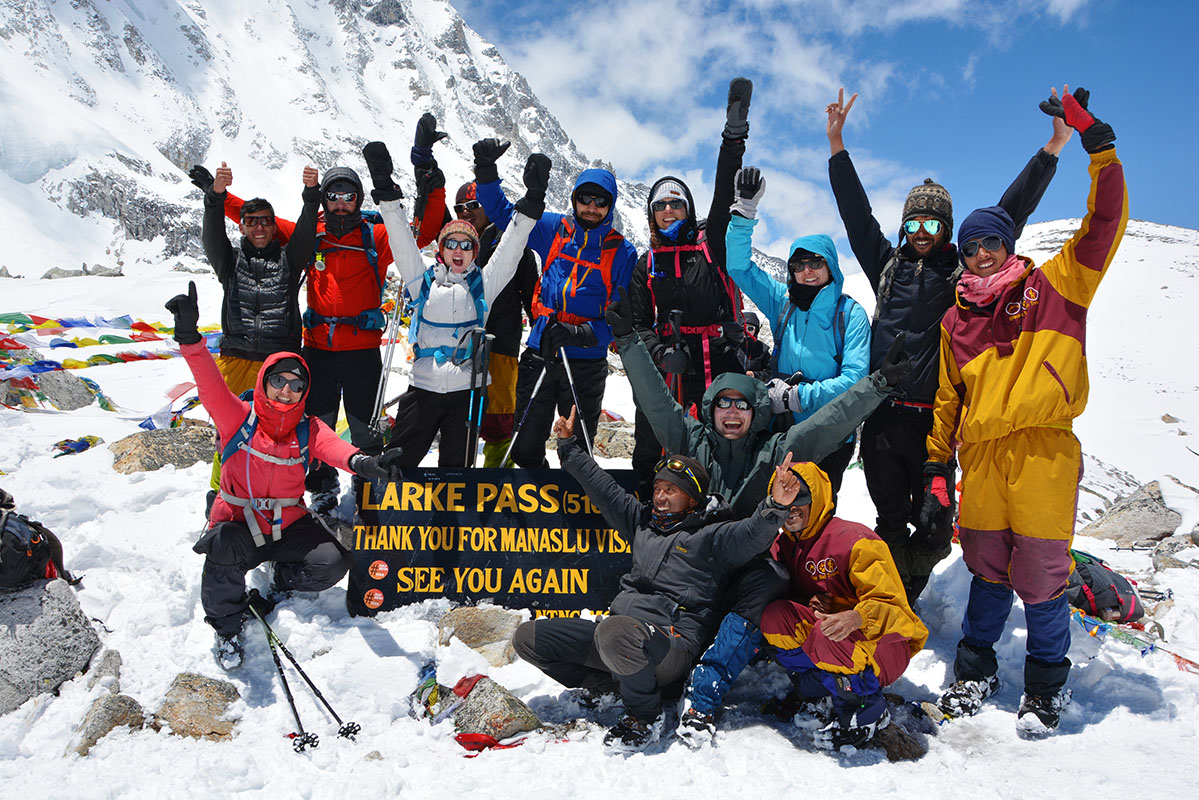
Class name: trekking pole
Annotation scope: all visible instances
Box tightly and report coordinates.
[250,603,319,753]
[668,309,684,405]
[248,591,361,743]
[371,282,407,438]
[464,329,494,468]
[558,348,593,456]
[500,360,548,466]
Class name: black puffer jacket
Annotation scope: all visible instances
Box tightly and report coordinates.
[559,437,786,657]
[828,148,1058,405]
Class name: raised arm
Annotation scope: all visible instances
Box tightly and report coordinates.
[555,409,642,536]
[481,154,551,303]
[704,77,752,268]
[201,161,238,285]
[725,167,786,322]
[363,141,426,286]
[282,166,321,276]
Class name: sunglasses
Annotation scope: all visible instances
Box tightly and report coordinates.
[960,236,1005,258]
[903,219,943,236]
[454,200,482,214]
[242,216,276,228]
[575,192,611,209]
[442,238,476,251]
[745,324,758,336]
[789,259,826,273]
[266,373,307,393]
[325,190,357,203]
[651,199,687,212]
[654,457,704,496]
[714,396,751,411]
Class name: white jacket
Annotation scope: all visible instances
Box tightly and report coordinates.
[379,200,536,393]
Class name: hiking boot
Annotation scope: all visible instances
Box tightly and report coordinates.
[1016,689,1072,737]
[937,674,1000,719]
[603,713,664,751]
[213,629,246,671]
[814,707,891,751]
[762,691,834,723]
[675,706,716,749]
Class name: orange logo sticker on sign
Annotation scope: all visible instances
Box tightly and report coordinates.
[368,560,390,580]
[364,589,384,609]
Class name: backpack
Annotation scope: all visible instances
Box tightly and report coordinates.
[873,246,963,324]
[407,264,488,364]
[1,489,75,589]
[304,211,389,339]
[530,218,624,327]
[1067,549,1144,623]
[770,294,857,379]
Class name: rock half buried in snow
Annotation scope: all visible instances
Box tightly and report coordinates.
[0,579,101,716]
[438,607,522,667]
[451,676,541,741]
[1153,531,1199,571]
[71,692,145,756]
[110,422,216,474]
[1077,481,1182,545]
[152,672,240,740]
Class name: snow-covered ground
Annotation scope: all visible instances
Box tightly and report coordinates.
[2,218,1199,796]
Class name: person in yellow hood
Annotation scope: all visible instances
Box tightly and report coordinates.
[761,461,927,750]
[923,87,1126,736]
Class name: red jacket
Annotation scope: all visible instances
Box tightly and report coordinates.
[183,343,358,531]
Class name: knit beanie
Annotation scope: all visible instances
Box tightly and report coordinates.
[957,206,1016,262]
[902,178,953,234]
[437,219,481,251]
[654,455,710,504]
[264,356,310,386]
[650,180,689,213]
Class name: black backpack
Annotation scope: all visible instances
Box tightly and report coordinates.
[0,489,75,589]
[1067,549,1144,623]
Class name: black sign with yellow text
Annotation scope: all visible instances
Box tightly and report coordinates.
[347,466,639,616]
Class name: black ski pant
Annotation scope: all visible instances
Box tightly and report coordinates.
[513,615,692,721]
[385,386,471,467]
[860,401,951,603]
[509,350,607,470]
[194,516,352,636]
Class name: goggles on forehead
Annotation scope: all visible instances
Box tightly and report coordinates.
[903,218,943,236]
[654,457,704,496]
[960,236,1005,258]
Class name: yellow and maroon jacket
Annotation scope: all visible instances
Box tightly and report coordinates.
[769,462,928,674]
[928,149,1128,462]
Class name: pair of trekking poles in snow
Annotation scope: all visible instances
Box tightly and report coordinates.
[246,590,360,753]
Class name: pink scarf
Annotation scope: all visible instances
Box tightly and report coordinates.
[957,254,1027,306]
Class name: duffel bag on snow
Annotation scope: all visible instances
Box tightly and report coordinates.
[1067,549,1144,623]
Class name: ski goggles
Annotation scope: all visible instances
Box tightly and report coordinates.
[960,236,1006,258]
[266,373,307,393]
[453,200,482,214]
[903,218,943,236]
[442,238,476,251]
[242,216,276,228]
[651,198,687,212]
[575,192,611,209]
[714,396,752,411]
[325,190,357,203]
[654,457,705,497]
[745,324,758,336]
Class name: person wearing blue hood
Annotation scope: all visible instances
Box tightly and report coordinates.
[473,140,637,468]
[725,167,871,493]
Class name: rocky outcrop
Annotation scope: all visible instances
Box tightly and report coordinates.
[438,607,522,667]
[1077,481,1182,546]
[151,672,240,740]
[0,580,101,716]
[109,422,216,474]
[71,693,145,756]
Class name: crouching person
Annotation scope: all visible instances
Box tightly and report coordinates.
[761,461,927,751]
[166,282,404,670]
[512,408,802,751]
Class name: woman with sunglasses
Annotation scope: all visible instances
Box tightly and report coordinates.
[725,167,871,495]
[626,77,754,499]
[362,141,552,467]
[165,282,404,671]
[825,87,1069,605]
[925,88,1126,736]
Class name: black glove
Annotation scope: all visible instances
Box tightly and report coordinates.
[415,162,446,196]
[604,286,634,338]
[513,153,552,219]
[657,345,690,375]
[878,332,911,388]
[411,112,448,166]
[362,141,404,203]
[540,318,597,359]
[916,460,955,548]
[1039,86,1114,154]
[473,138,511,184]
[724,77,753,140]
[730,167,765,219]
[188,165,214,193]
[164,281,202,345]
[351,448,405,482]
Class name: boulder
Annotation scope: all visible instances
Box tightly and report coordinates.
[1077,481,1182,545]
[438,607,522,667]
[1153,531,1199,571]
[0,579,101,716]
[151,672,240,740]
[30,370,96,411]
[451,676,541,741]
[87,649,123,694]
[594,421,635,460]
[71,692,144,756]
[110,422,216,474]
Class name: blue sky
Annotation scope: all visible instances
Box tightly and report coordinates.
[456,0,1196,262]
